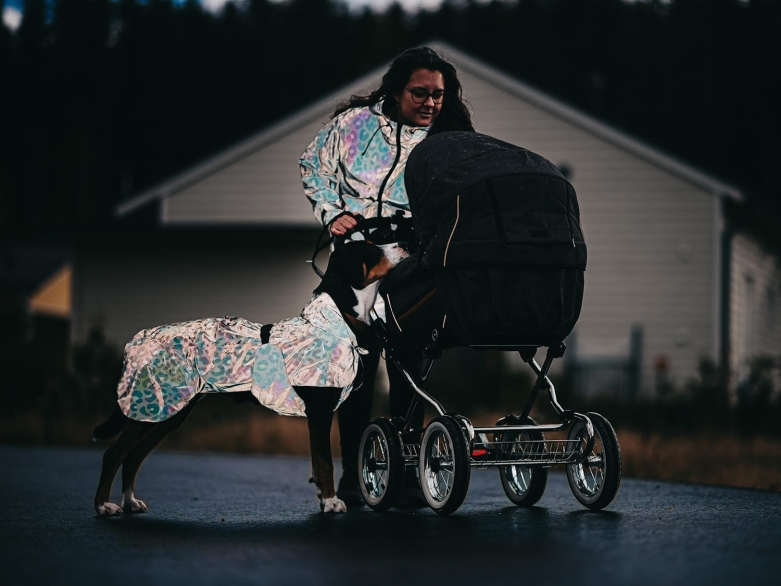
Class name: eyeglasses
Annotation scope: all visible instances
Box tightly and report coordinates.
[405,87,445,104]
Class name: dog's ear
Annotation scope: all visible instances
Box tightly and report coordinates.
[354,242,388,286]
[354,241,384,267]
[326,245,368,289]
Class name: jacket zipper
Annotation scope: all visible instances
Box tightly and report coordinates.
[565,182,575,247]
[375,122,403,217]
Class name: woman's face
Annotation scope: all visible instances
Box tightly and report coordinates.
[394,68,445,127]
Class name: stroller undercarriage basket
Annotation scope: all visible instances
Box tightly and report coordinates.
[359,323,622,515]
[403,429,586,467]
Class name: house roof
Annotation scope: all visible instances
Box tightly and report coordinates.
[29,264,71,318]
[116,41,741,219]
[115,67,385,218]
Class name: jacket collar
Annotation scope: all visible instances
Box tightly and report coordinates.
[370,100,431,147]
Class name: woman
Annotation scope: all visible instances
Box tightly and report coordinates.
[300,46,474,505]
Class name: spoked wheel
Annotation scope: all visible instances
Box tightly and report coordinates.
[358,419,404,511]
[497,416,548,507]
[566,412,622,510]
[419,416,471,515]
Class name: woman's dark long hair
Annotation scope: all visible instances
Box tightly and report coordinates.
[333,46,474,134]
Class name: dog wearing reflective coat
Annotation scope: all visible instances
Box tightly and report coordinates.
[93,240,408,515]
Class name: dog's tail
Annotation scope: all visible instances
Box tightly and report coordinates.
[93,406,127,441]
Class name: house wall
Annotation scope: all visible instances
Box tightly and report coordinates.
[729,232,781,389]
[71,238,321,349]
[162,115,333,226]
[455,68,719,396]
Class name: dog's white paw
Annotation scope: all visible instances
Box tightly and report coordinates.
[121,496,149,514]
[96,502,123,516]
[322,497,347,514]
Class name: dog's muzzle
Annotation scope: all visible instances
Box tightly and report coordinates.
[378,242,410,266]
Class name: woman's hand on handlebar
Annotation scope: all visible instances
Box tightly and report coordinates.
[329,212,360,236]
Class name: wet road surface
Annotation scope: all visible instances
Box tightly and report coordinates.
[2,446,780,585]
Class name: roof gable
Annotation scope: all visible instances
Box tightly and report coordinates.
[116,67,387,222]
[116,41,740,225]
[437,43,740,200]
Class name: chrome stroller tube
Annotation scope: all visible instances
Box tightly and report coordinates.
[526,357,565,415]
[523,348,595,454]
[369,307,447,417]
[392,358,446,417]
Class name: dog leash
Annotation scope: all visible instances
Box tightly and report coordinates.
[308,215,406,279]
[260,323,272,344]
[307,224,330,279]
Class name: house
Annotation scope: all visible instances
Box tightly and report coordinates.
[73,43,781,399]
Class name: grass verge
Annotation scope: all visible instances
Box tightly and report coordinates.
[2,410,780,492]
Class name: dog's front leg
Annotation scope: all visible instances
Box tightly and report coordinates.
[297,387,346,513]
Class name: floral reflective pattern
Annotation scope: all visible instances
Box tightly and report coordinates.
[300,100,430,226]
[117,294,361,421]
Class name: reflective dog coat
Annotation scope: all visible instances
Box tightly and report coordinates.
[117,294,362,421]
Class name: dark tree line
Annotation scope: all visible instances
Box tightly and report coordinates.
[1,0,779,241]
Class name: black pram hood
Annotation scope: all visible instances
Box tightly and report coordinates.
[405,132,585,271]
[386,132,586,347]
[406,132,568,248]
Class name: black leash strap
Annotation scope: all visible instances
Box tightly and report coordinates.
[308,224,331,279]
[260,324,273,344]
[308,215,400,278]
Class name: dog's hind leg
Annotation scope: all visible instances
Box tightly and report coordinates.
[296,387,344,513]
[94,420,155,516]
[120,398,201,514]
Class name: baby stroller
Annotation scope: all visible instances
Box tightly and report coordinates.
[355,132,621,515]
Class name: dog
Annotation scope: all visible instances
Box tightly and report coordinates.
[93,240,408,516]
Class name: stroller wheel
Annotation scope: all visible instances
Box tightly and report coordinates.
[497,416,548,507]
[359,419,405,511]
[566,412,622,510]
[419,416,471,515]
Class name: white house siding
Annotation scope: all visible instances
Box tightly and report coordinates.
[72,241,321,349]
[162,116,333,226]
[455,68,718,395]
[729,233,781,388]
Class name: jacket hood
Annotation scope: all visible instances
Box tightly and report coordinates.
[370,100,431,148]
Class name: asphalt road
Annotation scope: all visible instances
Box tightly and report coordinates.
[2,445,780,586]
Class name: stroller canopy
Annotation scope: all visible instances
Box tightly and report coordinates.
[400,132,586,346]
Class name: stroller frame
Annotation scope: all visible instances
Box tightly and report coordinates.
[358,309,622,515]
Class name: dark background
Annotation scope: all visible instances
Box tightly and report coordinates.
[1,0,780,241]
[1,1,781,464]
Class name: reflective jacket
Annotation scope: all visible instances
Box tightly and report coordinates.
[300,100,430,227]
[117,294,362,421]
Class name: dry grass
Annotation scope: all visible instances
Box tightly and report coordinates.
[0,410,343,458]
[3,410,781,492]
[616,429,781,492]
[156,412,344,456]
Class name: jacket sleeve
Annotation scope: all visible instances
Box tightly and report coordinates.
[300,118,345,227]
